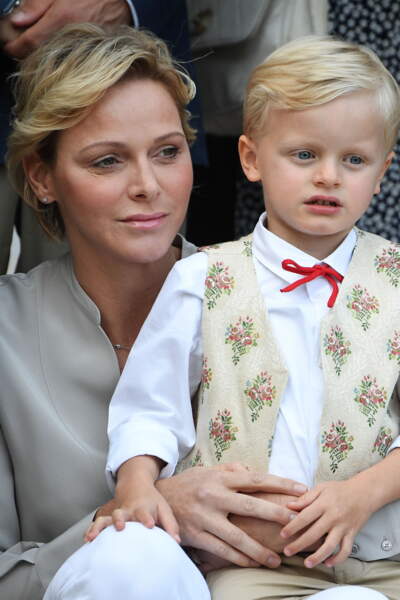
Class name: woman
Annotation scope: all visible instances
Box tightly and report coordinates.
[1,23,305,600]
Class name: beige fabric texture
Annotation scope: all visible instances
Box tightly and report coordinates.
[207,554,400,600]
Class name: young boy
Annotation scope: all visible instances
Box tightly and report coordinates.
[98,37,400,599]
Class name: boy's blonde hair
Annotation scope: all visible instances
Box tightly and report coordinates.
[7,23,196,239]
[244,35,400,151]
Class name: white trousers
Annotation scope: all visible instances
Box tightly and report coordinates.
[311,587,388,599]
[44,523,211,600]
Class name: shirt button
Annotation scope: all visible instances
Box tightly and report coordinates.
[381,538,393,552]
[351,543,360,554]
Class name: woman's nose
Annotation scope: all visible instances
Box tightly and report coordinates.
[128,161,159,200]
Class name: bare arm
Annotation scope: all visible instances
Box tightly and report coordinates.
[2,0,131,58]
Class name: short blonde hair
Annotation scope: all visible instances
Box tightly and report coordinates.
[244,35,400,151]
[7,23,196,239]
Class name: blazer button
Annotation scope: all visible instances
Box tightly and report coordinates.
[381,538,393,552]
[351,543,360,554]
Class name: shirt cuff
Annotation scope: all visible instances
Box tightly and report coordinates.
[124,0,139,27]
[106,421,180,491]
[388,434,400,453]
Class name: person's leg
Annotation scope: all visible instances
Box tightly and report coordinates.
[44,522,210,600]
[311,587,388,599]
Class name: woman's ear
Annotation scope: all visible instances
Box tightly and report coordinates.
[238,135,261,182]
[374,151,394,195]
[23,153,56,204]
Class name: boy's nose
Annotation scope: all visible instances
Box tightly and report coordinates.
[312,160,341,188]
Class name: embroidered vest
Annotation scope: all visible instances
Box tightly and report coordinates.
[179,230,400,483]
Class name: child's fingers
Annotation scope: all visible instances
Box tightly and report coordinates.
[84,516,113,542]
[134,507,156,529]
[324,534,353,567]
[281,503,322,539]
[283,518,328,557]
[112,508,128,531]
[286,488,319,511]
[301,530,343,568]
[158,500,181,544]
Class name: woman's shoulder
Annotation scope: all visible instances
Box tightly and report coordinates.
[0,254,71,311]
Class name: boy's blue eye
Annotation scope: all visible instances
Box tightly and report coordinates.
[296,150,314,160]
[347,155,363,165]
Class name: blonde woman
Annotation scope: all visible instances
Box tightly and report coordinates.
[0,23,305,600]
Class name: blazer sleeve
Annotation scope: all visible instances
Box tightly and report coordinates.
[0,427,96,599]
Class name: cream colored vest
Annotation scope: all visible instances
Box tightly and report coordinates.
[180,230,400,483]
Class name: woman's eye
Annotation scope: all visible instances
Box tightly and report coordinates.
[158,146,179,159]
[295,150,314,160]
[345,155,363,165]
[92,156,118,168]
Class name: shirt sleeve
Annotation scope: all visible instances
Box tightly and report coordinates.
[106,252,207,487]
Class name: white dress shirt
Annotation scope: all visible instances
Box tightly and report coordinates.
[107,214,399,488]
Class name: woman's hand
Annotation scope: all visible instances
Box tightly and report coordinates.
[156,463,307,569]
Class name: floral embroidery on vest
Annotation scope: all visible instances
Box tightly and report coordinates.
[204,261,235,309]
[209,409,239,461]
[225,316,260,365]
[346,284,379,330]
[321,420,354,473]
[201,357,213,390]
[190,449,204,467]
[374,245,400,287]
[244,371,277,422]
[373,426,394,458]
[353,375,387,426]
[323,326,352,375]
[267,435,274,458]
[242,240,253,257]
[387,331,400,365]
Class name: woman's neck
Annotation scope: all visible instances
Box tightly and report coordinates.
[71,246,179,370]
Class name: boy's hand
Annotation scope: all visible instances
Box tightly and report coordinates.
[85,455,180,544]
[280,478,372,568]
[85,485,180,543]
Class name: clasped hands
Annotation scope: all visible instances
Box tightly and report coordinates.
[85,464,373,572]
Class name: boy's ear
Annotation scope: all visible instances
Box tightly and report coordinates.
[23,153,56,204]
[238,135,261,182]
[374,151,394,195]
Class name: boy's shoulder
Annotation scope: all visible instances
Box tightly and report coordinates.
[199,234,254,258]
[354,227,399,255]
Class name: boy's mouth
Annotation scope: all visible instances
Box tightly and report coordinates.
[305,196,341,207]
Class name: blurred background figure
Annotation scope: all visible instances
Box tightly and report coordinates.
[0,0,206,273]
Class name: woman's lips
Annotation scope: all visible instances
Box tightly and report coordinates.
[120,212,167,229]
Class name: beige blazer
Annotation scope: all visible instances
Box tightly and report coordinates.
[0,238,195,600]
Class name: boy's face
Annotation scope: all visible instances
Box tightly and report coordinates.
[239,91,393,258]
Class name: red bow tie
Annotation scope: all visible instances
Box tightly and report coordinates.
[280,259,343,308]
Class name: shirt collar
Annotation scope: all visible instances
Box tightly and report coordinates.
[253,212,357,285]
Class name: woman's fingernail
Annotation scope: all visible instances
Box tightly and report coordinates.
[294,484,308,493]
[284,547,293,557]
[267,556,280,568]
[305,559,313,568]
[289,512,297,520]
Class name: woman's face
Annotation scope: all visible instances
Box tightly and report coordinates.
[38,78,193,266]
